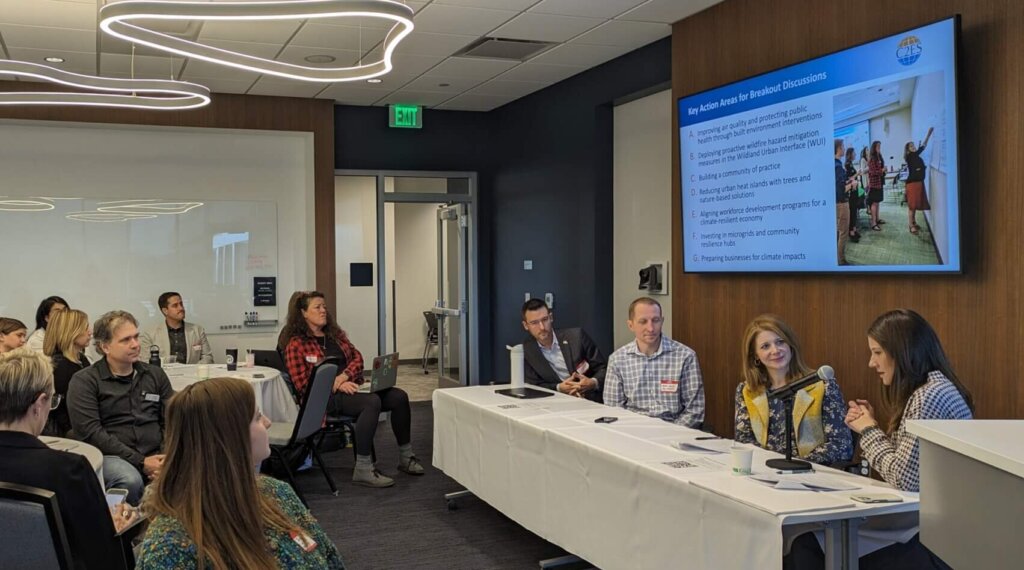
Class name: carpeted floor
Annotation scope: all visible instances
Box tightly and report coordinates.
[846,199,941,266]
[294,401,591,570]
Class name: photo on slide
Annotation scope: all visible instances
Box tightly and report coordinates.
[832,71,948,266]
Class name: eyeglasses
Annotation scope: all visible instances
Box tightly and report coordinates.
[525,315,552,327]
[48,393,62,411]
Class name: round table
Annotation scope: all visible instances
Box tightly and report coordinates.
[41,436,104,485]
[163,364,299,423]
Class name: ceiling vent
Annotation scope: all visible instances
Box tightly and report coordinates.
[454,37,556,61]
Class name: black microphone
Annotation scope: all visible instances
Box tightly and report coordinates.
[767,365,834,400]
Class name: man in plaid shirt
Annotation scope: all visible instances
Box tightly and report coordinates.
[603,297,705,428]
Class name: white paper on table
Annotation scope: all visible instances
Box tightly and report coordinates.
[691,474,857,515]
[750,473,862,492]
[674,437,734,454]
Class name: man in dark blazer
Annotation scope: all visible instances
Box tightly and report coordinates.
[520,299,607,402]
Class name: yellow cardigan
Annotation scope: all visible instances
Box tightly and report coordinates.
[741,381,825,457]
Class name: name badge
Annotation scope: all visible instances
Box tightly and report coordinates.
[659,379,679,394]
[144,392,160,402]
[305,355,318,364]
[289,530,318,552]
[192,344,202,352]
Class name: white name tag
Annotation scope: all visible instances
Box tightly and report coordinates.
[659,379,679,394]
[305,355,318,364]
[192,344,202,352]
[144,393,160,402]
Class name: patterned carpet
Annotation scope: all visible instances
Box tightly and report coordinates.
[845,199,942,266]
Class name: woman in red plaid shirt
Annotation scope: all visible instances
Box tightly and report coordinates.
[279,291,423,488]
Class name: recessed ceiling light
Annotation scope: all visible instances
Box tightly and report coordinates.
[44,57,65,63]
[304,54,336,64]
[367,78,382,84]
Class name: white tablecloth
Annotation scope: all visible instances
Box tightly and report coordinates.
[433,386,919,570]
[164,364,298,423]
[41,436,103,486]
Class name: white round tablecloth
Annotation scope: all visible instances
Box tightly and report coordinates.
[163,364,299,423]
[41,436,104,486]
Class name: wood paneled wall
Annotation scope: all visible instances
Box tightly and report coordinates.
[0,86,337,312]
[671,0,1023,435]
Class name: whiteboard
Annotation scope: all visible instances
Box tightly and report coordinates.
[0,196,279,334]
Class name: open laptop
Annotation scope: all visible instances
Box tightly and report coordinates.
[369,352,399,393]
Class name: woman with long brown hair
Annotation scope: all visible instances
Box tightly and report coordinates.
[136,377,343,569]
[279,291,421,488]
[41,309,91,436]
[734,315,851,465]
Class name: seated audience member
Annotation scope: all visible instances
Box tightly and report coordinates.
[26,295,69,353]
[734,315,852,465]
[0,317,29,353]
[279,291,421,488]
[135,377,344,569]
[42,309,92,437]
[139,291,213,364]
[68,310,174,504]
[520,298,607,402]
[604,297,705,427]
[789,309,967,570]
[0,349,139,569]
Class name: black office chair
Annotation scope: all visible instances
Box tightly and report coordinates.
[0,482,74,570]
[267,358,340,505]
[422,311,439,373]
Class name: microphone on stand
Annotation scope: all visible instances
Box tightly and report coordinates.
[765,365,834,473]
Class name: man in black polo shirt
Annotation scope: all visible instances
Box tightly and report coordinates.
[68,310,174,504]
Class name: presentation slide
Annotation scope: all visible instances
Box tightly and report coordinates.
[679,18,960,273]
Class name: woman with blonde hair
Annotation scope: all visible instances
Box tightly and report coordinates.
[0,317,28,353]
[42,309,91,436]
[734,314,852,465]
[136,377,343,569]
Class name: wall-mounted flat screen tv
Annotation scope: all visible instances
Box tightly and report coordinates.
[679,17,961,273]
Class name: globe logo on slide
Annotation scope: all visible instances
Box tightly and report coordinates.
[896,36,922,66]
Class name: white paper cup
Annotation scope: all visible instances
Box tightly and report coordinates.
[197,363,210,380]
[730,446,753,476]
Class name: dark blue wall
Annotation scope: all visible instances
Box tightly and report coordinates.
[333,37,671,382]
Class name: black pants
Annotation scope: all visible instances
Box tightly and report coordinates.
[328,387,412,456]
[784,532,952,570]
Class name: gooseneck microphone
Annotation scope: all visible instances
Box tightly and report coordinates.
[764,365,835,473]
[767,365,834,401]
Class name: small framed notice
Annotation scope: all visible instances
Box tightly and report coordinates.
[254,277,277,306]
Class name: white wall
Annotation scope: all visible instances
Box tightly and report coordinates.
[910,71,950,262]
[334,176,379,357]
[393,203,438,361]
[0,120,315,359]
[869,107,911,170]
[613,90,673,348]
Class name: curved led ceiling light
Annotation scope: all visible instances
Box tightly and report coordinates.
[97,199,204,215]
[66,212,159,223]
[0,60,210,110]
[0,198,55,212]
[99,0,416,82]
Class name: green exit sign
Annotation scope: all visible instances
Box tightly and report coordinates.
[389,104,422,129]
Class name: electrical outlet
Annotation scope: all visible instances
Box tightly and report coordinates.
[544,292,554,308]
[523,259,533,270]
[524,292,531,302]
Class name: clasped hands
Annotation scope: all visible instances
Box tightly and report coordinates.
[557,373,597,397]
[844,399,878,434]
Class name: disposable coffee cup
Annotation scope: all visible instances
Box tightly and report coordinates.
[730,446,753,476]
[226,348,238,371]
[245,349,255,368]
[197,363,210,380]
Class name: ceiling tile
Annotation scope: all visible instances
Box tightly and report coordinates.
[427,57,518,80]
[402,74,485,93]
[276,44,362,68]
[393,31,477,57]
[619,0,723,24]
[491,13,604,43]
[573,19,669,48]
[434,0,536,10]
[0,0,95,30]
[6,47,95,75]
[200,19,301,44]
[316,84,388,106]
[378,89,455,107]
[496,62,584,83]
[289,22,389,51]
[388,52,447,77]
[179,39,281,80]
[247,77,324,98]
[0,24,94,53]
[529,0,647,19]
[412,4,518,36]
[436,92,516,112]
[470,79,547,98]
[528,42,630,67]
[99,52,186,78]
[307,1,428,29]
[176,75,256,95]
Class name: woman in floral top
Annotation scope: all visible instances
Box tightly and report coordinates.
[136,377,344,569]
[734,314,852,466]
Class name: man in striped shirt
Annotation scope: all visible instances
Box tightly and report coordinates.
[603,297,705,428]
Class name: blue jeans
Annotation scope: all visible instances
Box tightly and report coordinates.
[102,456,145,505]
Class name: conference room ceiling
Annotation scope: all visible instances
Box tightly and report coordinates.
[0,0,720,111]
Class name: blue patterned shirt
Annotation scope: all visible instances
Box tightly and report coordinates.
[859,371,972,492]
[603,336,705,428]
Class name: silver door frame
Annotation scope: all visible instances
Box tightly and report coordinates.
[334,169,478,386]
